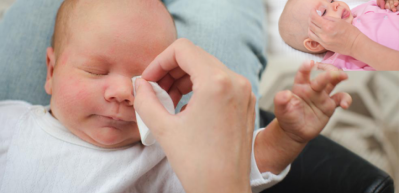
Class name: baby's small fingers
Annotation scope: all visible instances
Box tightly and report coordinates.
[311,71,346,92]
[392,0,398,11]
[315,62,342,71]
[331,92,352,109]
[274,90,294,114]
[295,61,315,84]
[325,72,348,94]
[274,90,293,106]
[377,0,385,8]
[388,0,397,11]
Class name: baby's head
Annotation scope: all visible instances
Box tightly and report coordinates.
[279,0,353,53]
[45,0,176,148]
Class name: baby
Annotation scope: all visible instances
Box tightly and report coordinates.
[279,0,399,71]
[0,0,351,192]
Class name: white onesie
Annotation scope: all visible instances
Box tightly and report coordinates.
[0,100,290,193]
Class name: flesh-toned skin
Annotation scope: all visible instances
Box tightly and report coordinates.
[45,0,176,149]
[308,1,399,70]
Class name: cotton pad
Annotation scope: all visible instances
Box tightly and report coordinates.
[132,76,175,146]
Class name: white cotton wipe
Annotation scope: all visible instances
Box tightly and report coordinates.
[132,76,175,146]
[316,10,322,16]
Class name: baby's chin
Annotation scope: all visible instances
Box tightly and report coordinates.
[84,126,142,149]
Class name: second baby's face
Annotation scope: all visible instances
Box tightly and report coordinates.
[45,0,176,148]
[315,0,354,24]
[317,0,353,23]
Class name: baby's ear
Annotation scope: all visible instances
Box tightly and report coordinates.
[45,47,56,95]
[303,38,326,53]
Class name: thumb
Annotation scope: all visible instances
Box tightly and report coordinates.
[134,78,173,134]
[274,90,293,116]
[377,0,385,9]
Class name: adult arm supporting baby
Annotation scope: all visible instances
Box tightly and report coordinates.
[308,10,399,71]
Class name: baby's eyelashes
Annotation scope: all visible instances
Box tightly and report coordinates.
[85,70,108,76]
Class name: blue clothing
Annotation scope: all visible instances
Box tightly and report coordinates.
[0,0,267,129]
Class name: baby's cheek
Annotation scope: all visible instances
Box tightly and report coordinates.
[56,77,94,112]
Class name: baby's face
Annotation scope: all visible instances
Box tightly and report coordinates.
[318,1,353,24]
[45,0,176,148]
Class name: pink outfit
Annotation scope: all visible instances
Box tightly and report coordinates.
[321,0,399,71]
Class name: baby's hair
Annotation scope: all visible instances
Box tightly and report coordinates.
[51,0,176,58]
[279,0,329,54]
[279,0,310,53]
[51,0,76,58]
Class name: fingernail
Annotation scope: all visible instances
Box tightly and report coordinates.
[331,71,340,78]
[284,90,292,100]
[135,78,142,90]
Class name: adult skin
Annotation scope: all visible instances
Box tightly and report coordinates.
[134,39,256,193]
[307,0,399,70]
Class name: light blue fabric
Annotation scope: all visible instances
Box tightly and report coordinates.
[164,0,267,129]
[0,0,267,129]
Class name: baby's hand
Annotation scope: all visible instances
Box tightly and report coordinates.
[274,61,351,143]
[377,0,398,12]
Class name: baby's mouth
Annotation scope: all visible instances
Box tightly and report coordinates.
[341,9,350,19]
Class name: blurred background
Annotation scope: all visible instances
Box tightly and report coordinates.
[261,0,399,191]
[1,0,398,191]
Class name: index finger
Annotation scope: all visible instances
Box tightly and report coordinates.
[142,38,225,82]
[309,9,325,28]
[377,0,386,9]
[315,62,342,71]
[294,60,315,84]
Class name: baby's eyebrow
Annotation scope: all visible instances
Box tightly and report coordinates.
[75,56,109,68]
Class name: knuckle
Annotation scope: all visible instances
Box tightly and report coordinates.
[209,71,232,94]
[175,38,191,46]
[250,93,257,103]
[237,75,252,93]
[302,86,314,98]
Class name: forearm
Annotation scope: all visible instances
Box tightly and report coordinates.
[351,33,399,70]
[254,119,306,174]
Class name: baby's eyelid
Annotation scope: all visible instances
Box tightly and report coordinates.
[86,70,107,76]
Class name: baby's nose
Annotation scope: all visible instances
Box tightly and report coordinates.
[332,2,340,11]
[104,76,134,106]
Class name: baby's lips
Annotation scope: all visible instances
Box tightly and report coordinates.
[341,9,350,19]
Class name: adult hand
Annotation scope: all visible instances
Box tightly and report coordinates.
[377,0,398,12]
[134,39,255,193]
[308,9,362,57]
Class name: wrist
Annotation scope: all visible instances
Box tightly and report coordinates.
[254,119,307,174]
[349,31,365,58]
